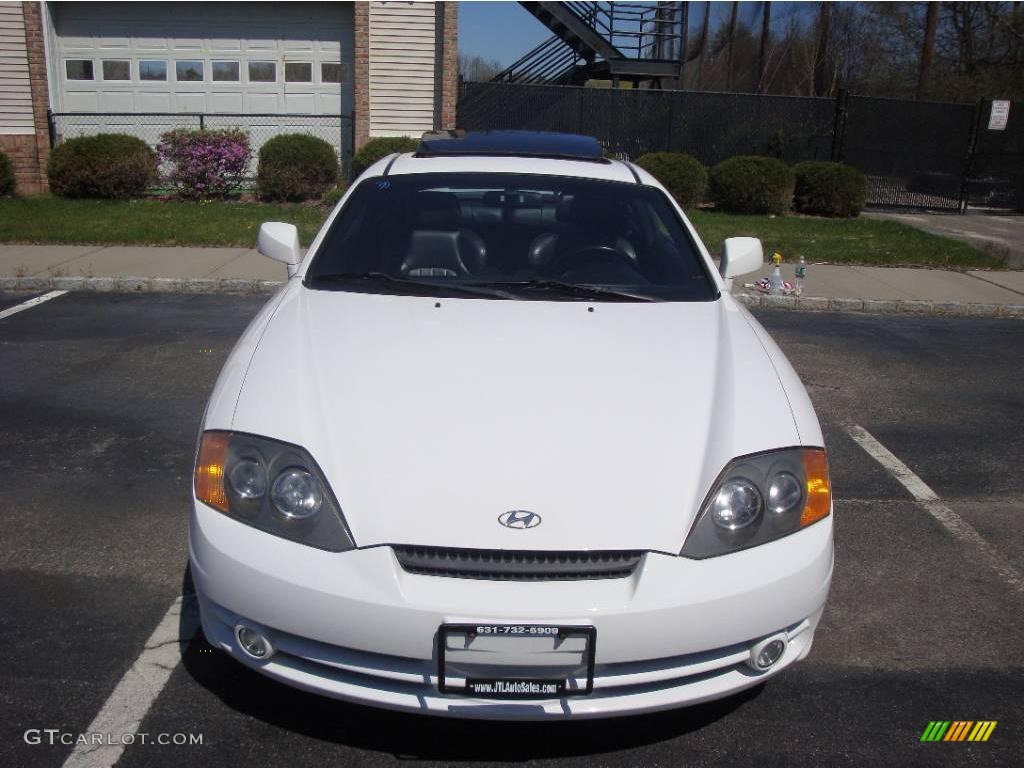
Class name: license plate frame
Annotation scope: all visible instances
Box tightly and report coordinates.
[438,623,596,698]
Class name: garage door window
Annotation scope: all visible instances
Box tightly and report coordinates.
[212,61,240,82]
[176,60,204,82]
[248,61,276,83]
[65,60,94,81]
[139,61,167,81]
[285,62,312,83]
[321,63,346,84]
[101,60,130,81]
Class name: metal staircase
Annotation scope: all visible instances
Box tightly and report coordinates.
[492,2,686,87]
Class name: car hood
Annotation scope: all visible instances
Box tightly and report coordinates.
[229,286,801,553]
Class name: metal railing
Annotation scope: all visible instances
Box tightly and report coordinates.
[493,35,587,85]
[563,1,684,60]
[48,111,355,178]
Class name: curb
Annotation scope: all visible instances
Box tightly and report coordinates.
[735,292,1024,319]
[0,276,284,295]
[1,276,1022,319]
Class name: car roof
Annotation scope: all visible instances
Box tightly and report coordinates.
[418,130,604,162]
[382,153,641,184]
[361,130,654,186]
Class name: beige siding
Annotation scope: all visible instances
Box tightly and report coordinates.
[368,1,435,137]
[0,1,33,135]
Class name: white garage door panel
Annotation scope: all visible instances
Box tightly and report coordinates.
[175,92,206,112]
[246,92,278,112]
[138,92,170,111]
[64,91,99,111]
[100,91,133,111]
[135,37,170,52]
[98,37,130,50]
[208,37,242,53]
[285,93,315,114]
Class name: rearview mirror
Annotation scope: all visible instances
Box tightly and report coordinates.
[719,237,764,292]
[258,222,301,276]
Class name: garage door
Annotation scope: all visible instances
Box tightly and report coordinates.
[49,1,353,170]
[52,1,352,114]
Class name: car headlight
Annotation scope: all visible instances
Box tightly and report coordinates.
[194,430,354,551]
[681,448,831,558]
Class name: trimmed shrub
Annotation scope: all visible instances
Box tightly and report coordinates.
[257,134,339,202]
[321,181,348,207]
[635,152,706,207]
[157,128,251,199]
[793,161,868,217]
[47,134,157,199]
[709,155,795,215]
[0,150,14,197]
[351,136,419,179]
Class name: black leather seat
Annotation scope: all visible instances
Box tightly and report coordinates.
[401,192,487,278]
[527,195,636,272]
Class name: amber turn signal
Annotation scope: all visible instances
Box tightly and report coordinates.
[195,431,230,512]
[801,448,831,527]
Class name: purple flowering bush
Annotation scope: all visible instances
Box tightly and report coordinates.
[157,128,251,199]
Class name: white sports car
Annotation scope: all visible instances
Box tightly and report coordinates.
[191,131,833,720]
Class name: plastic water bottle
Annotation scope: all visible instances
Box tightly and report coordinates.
[768,252,785,295]
[794,255,807,296]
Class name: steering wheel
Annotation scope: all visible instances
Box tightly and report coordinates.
[550,245,637,279]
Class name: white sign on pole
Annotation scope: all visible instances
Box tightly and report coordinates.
[988,100,1010,131]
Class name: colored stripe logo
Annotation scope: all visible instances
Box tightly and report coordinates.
[920,721,997,742]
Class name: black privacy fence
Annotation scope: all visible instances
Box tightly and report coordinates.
[459,81,1023,212]
[48,112,355,180]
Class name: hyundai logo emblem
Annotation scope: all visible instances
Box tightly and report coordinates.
[498,510,542,529]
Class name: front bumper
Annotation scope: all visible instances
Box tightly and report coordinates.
[190,502,833,720]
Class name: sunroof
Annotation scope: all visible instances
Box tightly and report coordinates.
[416,131,607,162]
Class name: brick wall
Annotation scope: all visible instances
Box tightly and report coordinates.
[2,2,50,195]
[439,2,457,130]
[353,2,370,151]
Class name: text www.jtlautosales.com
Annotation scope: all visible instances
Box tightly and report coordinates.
[469,680,559,696]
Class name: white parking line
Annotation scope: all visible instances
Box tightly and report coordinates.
[0,290,68,321]
[62,595,199,768]
[846,424,1023,595]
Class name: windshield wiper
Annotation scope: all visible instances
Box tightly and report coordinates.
[467,279,659,302]
[311,272,515,299]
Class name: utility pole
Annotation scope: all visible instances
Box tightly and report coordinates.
[758,1,772,93]
[917,2,939,99]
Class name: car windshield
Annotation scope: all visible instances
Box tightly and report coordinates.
[306,172,716,302]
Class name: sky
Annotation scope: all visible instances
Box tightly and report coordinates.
[458,1,816,69]
[458,1,558,67]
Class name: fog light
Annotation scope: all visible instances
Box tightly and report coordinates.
[235,625,273,660]
[748,635,787,671]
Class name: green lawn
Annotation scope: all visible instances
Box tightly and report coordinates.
[0,197,1005,269]
[0,197,328,247]
[687,210,1004,269]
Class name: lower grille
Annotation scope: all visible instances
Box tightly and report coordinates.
[392,546,644,581]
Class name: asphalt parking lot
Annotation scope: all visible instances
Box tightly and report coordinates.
[1,290,1021,768]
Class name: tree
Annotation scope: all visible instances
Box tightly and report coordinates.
[917,2,939,98]
[459,54,503,82]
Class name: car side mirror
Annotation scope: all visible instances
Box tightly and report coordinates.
[719,237,764,293]
[258,222,301,277]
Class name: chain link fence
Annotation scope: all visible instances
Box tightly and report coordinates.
[49,112,355,182]
[459,82,1022,213]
